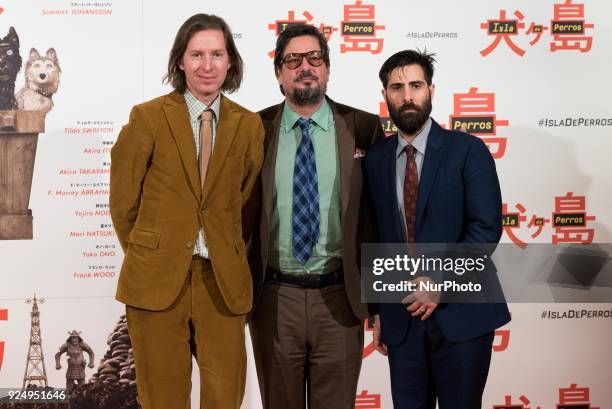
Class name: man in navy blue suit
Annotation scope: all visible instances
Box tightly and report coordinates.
[364,49,511,409]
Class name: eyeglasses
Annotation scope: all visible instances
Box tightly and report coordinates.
[280,51,325,69]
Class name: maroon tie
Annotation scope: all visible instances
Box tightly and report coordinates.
[403,145,418,243]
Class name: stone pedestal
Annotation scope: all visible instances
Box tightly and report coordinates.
[0,110,46,240]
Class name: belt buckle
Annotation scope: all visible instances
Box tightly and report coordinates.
[303,274,321,289]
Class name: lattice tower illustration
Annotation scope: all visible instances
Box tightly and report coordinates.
[22,294,48,388]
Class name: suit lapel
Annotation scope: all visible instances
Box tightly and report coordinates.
[261,103,283,261]
[329,98,355,220]
[202,96,242,205]
[416,120,444,225]
[384,134,405,242]
[163,91,201,202]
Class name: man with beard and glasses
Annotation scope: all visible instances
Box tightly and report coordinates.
[364,49,510,408]
[246,24,384,409]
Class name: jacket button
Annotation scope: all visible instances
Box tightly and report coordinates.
[185,243,193,249]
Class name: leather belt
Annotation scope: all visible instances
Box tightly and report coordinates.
[266,267,343,289]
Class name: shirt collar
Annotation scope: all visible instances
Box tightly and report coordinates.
[184,89,221,122]
[281,98,332,132]
[396,117,432,158]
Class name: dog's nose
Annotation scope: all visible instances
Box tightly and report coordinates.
[39,73,46,80]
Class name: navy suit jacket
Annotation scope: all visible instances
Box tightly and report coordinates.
[364,119,511,345]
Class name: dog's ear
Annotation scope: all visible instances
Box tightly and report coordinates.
[29,48,41,61]
[45,48,58,63]
[7,27,19,48]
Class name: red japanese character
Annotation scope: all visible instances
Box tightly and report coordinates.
[493,329,510,352]
[526,215,550,239]
[448,87,510,159]
[558,383,599,408]
[552,192,596,244]
[481,10,526,57]
[525,22,549,46]
[493,395,540,409]
[318,23,339,43]
[503,203,528,249]
[0,308,7,371]
[340,1,385,54]
[452,87,496,114]
[550,0,595,52]
[362,319,376,358]
[355,390,382,409]
[379,101,398,136]
[267,11,314,58]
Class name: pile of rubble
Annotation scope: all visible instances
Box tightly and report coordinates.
[90,315,136,386]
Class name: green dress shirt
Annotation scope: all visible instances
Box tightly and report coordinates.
[268,100,342,274]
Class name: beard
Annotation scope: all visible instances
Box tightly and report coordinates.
[387,94,432,136]
[290,70,326,106]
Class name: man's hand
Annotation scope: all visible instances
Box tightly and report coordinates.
[56,364,61,370]
[373,314,388,356]
[88,361,94,369]
[402,277,440,321]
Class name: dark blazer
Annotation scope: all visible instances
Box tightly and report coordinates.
[110,91,264,314]
[364,119,511,344]
[245,97,384,320]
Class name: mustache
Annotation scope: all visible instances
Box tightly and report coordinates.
[294,70,319,82]
[398,102,421,113]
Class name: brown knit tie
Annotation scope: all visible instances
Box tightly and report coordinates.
[199,109,213,189]
[403,145,418,243]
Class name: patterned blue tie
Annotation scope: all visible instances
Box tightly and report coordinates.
[292,118,320,265]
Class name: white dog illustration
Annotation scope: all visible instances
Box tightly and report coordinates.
[16,48,61,114]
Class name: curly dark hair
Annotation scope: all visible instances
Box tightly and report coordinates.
[273,24,330,71]
[379,49,437,88]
